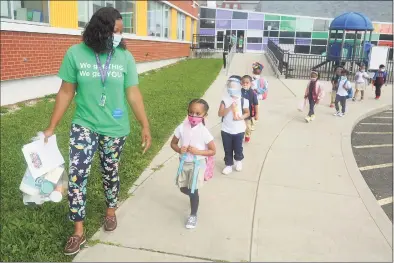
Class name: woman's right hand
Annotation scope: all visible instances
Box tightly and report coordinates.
[43,127,55,143]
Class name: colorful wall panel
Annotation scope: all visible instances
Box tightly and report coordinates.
[198,7,393,54]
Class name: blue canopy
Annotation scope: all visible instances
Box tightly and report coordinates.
[329,12,373,31]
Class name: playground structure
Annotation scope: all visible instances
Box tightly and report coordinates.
[312,12,375,72]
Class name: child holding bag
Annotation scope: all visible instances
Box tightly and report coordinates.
[304,71,324,123]
[170,99,216,229]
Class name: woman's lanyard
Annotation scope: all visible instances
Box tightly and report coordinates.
[95,51,113,107]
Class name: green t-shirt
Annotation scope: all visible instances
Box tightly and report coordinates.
[58,43,139,137]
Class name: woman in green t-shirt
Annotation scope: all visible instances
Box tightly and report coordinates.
[43,7,151,256]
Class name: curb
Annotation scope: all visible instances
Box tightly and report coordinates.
[341,104,393,248]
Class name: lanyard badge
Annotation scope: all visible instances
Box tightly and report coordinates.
[95,51,113,107]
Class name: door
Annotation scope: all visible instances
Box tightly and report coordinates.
[216,30,225,50]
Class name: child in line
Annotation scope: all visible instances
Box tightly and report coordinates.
[372,64,387,100]
[334,69,352,117]
[241,75,259,142]
[170,99,216,229]
[353,64,369,101]
[303,71,324,123]
[330,66,343,108]
[218,76,250,175]
[251,62,268,130]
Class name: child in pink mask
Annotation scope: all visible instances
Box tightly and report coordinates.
[170,99,216,229]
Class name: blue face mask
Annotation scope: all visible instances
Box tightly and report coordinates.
[113,34,122,48]
[228,88,242,97]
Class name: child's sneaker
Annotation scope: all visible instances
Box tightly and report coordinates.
[310,115,316,121]
[375,96,380,100]
[333,111,340,116]
[338,112,344,117]
[305,116,311,123]
[352,97,356,101]
[222,166,233,175]
[245,137,250,143]
[330,104,335,108]
[185,215,197,229]
[235,161,242,172]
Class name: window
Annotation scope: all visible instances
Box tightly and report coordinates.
[279,38,294,44]
[294,45,310,54]
[232,11,247,19]
[177,12,185,40]
[279,31,295,38]
[233,4,238,9]
[147,1,170,37]
[225,4,230,9]
[200,19,215,29]
[296,32,312,38]
[311,45,326,54]
[78,1,136,33]
[200,8,215,19]
[313,19,330,31]
[264,30,279,37]
[379,34,394,41]
[3,0,49,23]
[247,37,262,43]
[264,21,279,30]
[311,39,327,45]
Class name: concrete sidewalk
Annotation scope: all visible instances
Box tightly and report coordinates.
[74,53,393,262]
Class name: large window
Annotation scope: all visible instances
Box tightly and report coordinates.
[200,8,215,19]
[78,1,136,34]
[177,12,186,40]
[147,1,170,38]
[1,0,49,23]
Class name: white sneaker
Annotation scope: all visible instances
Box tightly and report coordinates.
[333,111,340,116]
[222,166,233,175]
[185,215,197,229]
[338,112,344,117]
[235,161,243,172]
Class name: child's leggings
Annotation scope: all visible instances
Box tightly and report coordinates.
[180,187,199,216]
[68,123,127,222]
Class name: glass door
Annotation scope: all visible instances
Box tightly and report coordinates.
[216,30,225,50]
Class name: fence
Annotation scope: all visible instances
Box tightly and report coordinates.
[267,39,393,83]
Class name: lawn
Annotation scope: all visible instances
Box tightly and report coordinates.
[0,58,222,262]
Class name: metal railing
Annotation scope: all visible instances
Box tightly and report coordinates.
[267,39,393,83]
[225,43,236,76]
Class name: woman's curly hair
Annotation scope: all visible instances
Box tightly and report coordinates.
[82,7,126,53]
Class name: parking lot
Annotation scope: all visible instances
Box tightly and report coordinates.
[351,108,393,221]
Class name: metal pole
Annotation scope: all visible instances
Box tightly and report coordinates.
[360,30,367,61]
[339,30,346,65]
[326,30,331,57]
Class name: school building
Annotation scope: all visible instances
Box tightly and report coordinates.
[197,6,393,54]
[0,0,199,82]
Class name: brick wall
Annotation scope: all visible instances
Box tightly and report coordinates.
[168,0,199,18]
[0,31,190,81]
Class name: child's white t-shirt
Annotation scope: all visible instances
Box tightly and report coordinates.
[337,78,352,96]
[221,96,249,135]
[174,122,214,162]
[355,71,369,84]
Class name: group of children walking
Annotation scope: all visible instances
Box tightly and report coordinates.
[170,62,267,229]
[305,63,388,122]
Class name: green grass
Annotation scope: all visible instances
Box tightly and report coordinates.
[0,58,222,262]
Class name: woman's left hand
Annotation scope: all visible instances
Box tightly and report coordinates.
[141,126,151,154]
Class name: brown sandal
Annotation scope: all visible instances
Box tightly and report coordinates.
[104,215,117,231]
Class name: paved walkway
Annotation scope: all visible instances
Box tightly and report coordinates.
[74,53,393,262]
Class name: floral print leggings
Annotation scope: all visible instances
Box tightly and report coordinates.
[68,124,127,222]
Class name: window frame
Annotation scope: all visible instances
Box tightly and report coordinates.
[177,12,186,40]
[1,0,50,25]
[147,0,171,38]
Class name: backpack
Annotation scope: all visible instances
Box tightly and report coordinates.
[221,97,244,122]
[254,78,268,99]
[375,72,386,86]
[344,80,353,99]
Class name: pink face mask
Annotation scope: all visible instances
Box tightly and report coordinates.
[311,77,317,81]
[188,115,203,126]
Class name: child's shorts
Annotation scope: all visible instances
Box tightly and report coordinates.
[177,159,206,190]
[355,82,366,91]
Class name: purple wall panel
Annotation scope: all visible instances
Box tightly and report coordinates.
[216,9,232,19]
[248,20,264,30]
[248,12,265,20]
[263,38,268,44]
[262,44,267,51]
[216,20,231,29]
[231,19,247,29]
[295,38,311,45]
[247,43,262,51]
[199,28,215,35]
